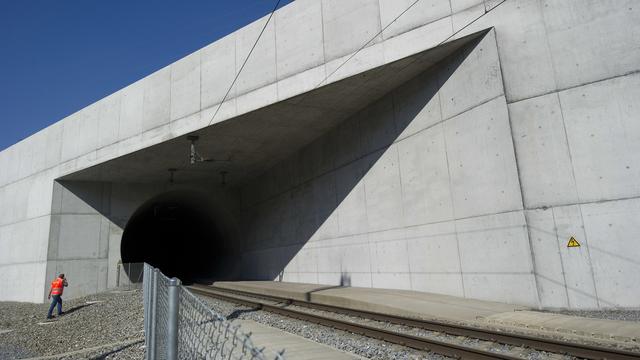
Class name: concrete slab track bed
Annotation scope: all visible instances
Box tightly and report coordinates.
[1,0,639,310]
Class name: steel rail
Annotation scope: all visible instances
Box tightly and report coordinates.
[190,285,640,360]
[190,286,520,360]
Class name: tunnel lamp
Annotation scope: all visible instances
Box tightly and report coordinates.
[220,171,228,186]
[187,135,231,165]
[168,168,177,184]
[187,135,207,165]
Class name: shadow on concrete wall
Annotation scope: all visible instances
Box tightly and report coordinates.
[231,34,484,282]
[56,33,484,286]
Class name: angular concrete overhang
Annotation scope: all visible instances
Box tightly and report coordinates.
[61,30,488,187]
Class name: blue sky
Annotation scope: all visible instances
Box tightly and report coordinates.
[0,0,292,151]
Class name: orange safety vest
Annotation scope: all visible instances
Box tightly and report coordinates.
[51,278,64,296]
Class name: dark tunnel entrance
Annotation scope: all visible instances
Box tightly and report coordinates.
[121,191,225,284]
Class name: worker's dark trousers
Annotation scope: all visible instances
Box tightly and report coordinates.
[47,295,62,318]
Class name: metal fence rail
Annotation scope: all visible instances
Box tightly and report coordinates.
[117,262,144,289]
[143,263,285,360]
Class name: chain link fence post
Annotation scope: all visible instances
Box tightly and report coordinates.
[142,263,285,359]
[143,264,149,360]
[167,278,181,360]
[150,268,159,360]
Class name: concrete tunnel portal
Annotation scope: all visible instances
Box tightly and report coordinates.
[120,191,228,284]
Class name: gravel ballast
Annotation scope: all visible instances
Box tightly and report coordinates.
[198,294,453,360]
[543,309,640,322]
[0,289,144,360]
[4,285,636,360]
[196,294,580,360]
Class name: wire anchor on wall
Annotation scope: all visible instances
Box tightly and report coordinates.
[168,168,177,184]
[187,135,231,165]
[219,170,228,186]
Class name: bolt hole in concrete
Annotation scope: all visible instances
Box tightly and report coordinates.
[121,191,227,284]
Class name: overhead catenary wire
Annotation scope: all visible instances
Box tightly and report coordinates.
[315,0,422,91]
[207,0,508,128]
[297,0,508,106]
[206,0,283,127]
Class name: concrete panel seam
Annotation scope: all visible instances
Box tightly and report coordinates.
[256,210,530,254]
[577,204,601,308]
[551,207,571,307]
[492,25,539,306]
[525,194,640,212]
[45,186,60,267]
[554,92,581,204]
[392,143,412,289]
[273,11,280,102]
[506,69,640,106]
[387,93,411,286]
[0,213,51,229]
[199,45,203,117]
[438,89,466,296]
[331,159,342,246]
[538,0,561,94]
[522,219,542,308]
[375,0,383,45]
[362,166,374,284]
[0,260,47,268]
[46,257,109,262]
[169,59,173,130]
[441,85,501,120]
[56,120,64,176]
[319,0,328,80]
[448,0,455,33]
[380,11,453,43]
[51,212,103,217]
[299,270,533,275]
[115,90,122,149]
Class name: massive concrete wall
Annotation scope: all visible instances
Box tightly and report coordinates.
[237,31,538,305]
[0,0,477,303]
[455,0,640,308]
[0,0,639,308]
[236,1,640,309]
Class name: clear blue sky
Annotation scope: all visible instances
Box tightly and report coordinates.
[0,0,292,151]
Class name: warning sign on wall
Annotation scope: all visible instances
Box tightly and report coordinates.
[567,237,581,248]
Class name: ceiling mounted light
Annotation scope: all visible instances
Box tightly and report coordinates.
[187,135,231,165]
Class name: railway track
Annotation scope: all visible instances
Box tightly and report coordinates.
[189,284,640,360]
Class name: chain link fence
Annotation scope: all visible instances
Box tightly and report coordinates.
[143,263,285,360]
[117,262,144,289]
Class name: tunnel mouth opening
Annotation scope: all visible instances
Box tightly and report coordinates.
[120,191,225,284]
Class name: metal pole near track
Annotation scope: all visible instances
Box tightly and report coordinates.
[143,265,149,360]
[149,268,158,360]
[167,277,181,360]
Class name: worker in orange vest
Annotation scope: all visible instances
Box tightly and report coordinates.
[46,273,68,319]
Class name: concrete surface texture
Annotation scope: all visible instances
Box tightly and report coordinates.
[235,320,364,360]
[213,281,640,347]
[0,0,639,310]
[213,281,527,322]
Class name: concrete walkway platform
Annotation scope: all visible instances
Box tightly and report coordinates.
[483,311,640,342]
[234,319,363,360]
[215,281,640,348]
[214,281,526,322]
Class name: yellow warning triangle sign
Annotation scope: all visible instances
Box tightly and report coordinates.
[567,237,581,248]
